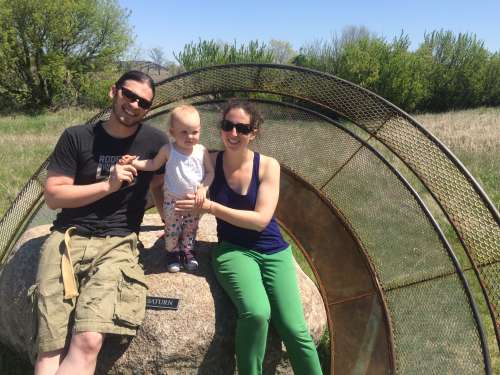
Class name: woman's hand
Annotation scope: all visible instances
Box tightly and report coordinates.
[175,193,211,214]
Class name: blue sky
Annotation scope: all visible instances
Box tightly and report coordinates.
[118,0,500,61]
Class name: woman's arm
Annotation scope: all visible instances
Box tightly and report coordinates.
[177,155,280,232]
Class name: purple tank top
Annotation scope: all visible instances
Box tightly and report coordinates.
[209,152,288,254]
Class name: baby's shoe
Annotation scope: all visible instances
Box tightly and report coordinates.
[167,262,181,273]
[183,250,198,271]
[166,251,181,273]
[185,258,199,271]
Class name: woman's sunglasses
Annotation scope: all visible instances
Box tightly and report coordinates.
[119,86,152,110]
[220,120,253,135]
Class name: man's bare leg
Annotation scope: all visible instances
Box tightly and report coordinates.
[55,331,104,375]
[34,349,64,375]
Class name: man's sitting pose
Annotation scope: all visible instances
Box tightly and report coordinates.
[34,70,168,375]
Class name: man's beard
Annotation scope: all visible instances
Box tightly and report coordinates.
[112,100,142,128]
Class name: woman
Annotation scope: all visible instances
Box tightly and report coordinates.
[176,100,322,375]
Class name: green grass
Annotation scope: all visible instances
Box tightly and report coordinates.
[0,108,97,215]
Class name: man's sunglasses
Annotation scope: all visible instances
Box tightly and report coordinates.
[119,86,152,110]
[220,120,253,135]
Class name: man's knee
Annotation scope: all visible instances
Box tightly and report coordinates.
[72,332,105,356]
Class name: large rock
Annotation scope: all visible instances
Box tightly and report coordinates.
[0,214,327,374]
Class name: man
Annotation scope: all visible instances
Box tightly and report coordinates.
[34,71,168,375]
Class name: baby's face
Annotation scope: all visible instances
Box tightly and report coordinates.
[169,114,201,150]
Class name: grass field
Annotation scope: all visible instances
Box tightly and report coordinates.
[0,108,98,215]
[415,107,500,211]
[0,106,498,373]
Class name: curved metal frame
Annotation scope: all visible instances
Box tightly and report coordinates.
[147,97,492,373]
[155,62,499,221]
[149,63,499,348]
[267,93,500,346]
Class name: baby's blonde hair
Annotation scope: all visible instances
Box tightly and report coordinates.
[170,105,200,128]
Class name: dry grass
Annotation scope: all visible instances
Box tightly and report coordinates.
[415,107,500,210]
[415,107,500,153]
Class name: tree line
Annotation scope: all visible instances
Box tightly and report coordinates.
[0,1,498,113]
[174,29,500,113]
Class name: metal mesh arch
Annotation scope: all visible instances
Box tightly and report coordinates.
[0,64,498,374]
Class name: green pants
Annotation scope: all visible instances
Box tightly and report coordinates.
[212,242,322,375]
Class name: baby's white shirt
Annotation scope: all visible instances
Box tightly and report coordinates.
[164,143,205,197]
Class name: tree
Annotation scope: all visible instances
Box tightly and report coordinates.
[174,39,274,71]
[374,33,430,112]
[293,27,431,112]
[417,30,489,111]
[267,39,296,64]
[293,25,379,75]
[338,25,374,45]
[483,52,500,106]
[0,0,132,109]
[149,47,167,73]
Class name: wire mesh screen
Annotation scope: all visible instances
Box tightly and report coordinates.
[146,100,491,373]
[0,162,48,264]
[153,64,498,345]
[153,64,499,306]
[0,64,497,374]
[386,274,485,374]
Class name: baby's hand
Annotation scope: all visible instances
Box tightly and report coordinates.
[195,186,207,208]
[119,155,137,165]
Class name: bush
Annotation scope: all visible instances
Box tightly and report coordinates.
[292,27,499,113]
[76,69,121,108]
[416,30,490,111]
[174,39,274,71]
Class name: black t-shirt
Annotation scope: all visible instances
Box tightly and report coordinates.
[48,120,168,236]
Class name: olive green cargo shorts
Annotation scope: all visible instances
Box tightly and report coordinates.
[34,230,148,353]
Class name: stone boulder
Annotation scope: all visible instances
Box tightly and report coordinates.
[0,214,327,374]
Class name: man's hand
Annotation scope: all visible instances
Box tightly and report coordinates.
[107,163,137,192]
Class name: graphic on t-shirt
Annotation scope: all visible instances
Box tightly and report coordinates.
[96,155,121,180]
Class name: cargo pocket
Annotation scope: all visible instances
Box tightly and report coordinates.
[114,265,148,328]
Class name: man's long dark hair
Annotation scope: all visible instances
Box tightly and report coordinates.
[115,70,155,98]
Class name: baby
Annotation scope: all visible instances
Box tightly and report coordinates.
[121,105,214,272]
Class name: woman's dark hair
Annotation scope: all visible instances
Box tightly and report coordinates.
[115,70,155,98]
[222,99,264,131]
